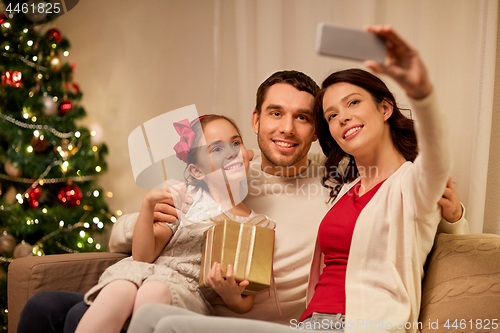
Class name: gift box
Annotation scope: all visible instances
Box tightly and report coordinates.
[199,217,275,295]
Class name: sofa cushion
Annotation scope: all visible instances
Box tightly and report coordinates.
[8,252,128,333]
[419,233,500,332]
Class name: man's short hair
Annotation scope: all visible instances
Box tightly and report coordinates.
[255,70,320,116]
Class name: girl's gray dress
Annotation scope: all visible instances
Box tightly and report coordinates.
[84,186,256,315]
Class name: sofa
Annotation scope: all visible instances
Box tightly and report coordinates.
[7,233,500,333]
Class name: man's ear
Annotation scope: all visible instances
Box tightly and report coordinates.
[251,110,259,135]
[381,99,394,121]
[187,164,205,180]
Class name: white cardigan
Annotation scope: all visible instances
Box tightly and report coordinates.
[307,91,456,333]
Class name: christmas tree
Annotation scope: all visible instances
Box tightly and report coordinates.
[0,1,116,330]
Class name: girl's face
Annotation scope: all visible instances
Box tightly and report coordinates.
[321,82,392,157]
[189,118,250,184]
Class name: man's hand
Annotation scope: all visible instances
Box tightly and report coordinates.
[438,177,463,223]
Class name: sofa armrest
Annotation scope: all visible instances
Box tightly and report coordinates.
[8,252,128,333]
[419,233,500,332]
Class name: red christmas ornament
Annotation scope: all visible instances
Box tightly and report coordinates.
[58,100,73,116]
[58,184,82,207]
[0,13,7,25]
[46,29,62,43]
[1,71,22,88]
[27,186,42,208]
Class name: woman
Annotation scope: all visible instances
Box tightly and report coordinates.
[127,25,453,333]
[302,25,450,331]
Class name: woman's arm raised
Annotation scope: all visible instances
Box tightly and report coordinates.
[365,25,452,220]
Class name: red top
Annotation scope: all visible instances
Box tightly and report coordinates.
[299,180,385,322]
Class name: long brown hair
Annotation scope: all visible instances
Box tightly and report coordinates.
[315,69,418,201]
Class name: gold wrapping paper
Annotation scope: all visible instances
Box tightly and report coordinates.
[199,218,275,295]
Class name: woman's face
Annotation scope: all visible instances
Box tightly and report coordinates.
[190,118,250,185]
[322,82,392,157]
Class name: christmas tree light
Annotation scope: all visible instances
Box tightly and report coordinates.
[0,1,117,329]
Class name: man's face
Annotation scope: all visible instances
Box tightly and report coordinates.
[252,83,317,174]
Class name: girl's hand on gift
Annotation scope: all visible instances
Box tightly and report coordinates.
[208,262,248,298]
[207,262,255,314]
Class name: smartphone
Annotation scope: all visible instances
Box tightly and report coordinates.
[315,23,387,63]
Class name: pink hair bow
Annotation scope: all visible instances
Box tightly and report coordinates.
[173,119,196,163]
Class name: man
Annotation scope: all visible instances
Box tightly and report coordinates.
[18,70,467,333]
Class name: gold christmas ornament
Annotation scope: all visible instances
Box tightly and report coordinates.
[55,139,78,160]
[13,241,34,258]
[55,139,70,160]
[0,232,16,254]
[32,244,44,256]
[67,141,78,155]
[4,160,22,177]
[48,53,62,72]
[4,187,17,204]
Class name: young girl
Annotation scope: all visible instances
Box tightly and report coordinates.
[75,115,260,333]
[301,25,451,331]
